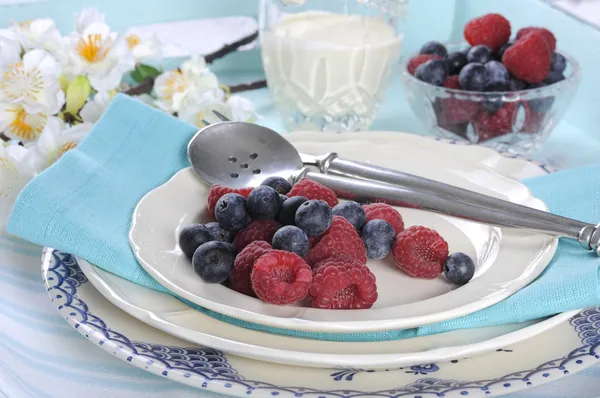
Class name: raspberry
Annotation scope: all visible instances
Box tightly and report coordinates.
[516,27,556,53]
[362,203,405,234]
[229,241,272,297]
[232,219,281,252]
[464,13,511,51]
[502,32,551,84]
[406,54,442,75]
[308,216,367,267]
[443,75,460,89]
[287,178,339,207]
[392,226,449,279]
[474,102,518,142]
[439,97,479,125]
[251,250,313,305]
[207,185,252,216]
[309,263,378,309]
[313,255,364,274]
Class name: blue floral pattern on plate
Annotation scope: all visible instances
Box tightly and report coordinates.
[43,250,600,398]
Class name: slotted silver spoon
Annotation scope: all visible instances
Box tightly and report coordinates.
[187,113,600,255]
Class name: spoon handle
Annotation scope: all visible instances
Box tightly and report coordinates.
[309,152,596,241]
[294,169,600,256]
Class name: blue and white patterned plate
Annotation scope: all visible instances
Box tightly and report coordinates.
[40,135,599,397]
[41,249,600,398]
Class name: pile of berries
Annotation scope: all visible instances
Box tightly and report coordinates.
[407,13,566,142]
[179,177,475,309]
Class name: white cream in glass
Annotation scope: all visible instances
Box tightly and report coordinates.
[260,0,404,132]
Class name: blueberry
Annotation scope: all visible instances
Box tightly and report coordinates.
[415,59,448,86]
[178,224,211,260]
[261,176,292,194]
[192,241,235,283]
[278,196,308,226]
[361,219,395,260]
[509,77,527,91]
[204,222,232,243]
[496,42,512,60]
[215,193,251,231]
[419,41,448,57]
[544,71,565,85]
[295,200,332,237]
[466,45,493,64]
[444,252,475,285]
[458,63,488,91]
[246,186,281,220]
[445,51,468,75]
[272,225,310,257]
[484,61,509,91]
[279,194,288,204]
[332,201,367,230]
[550,52,566,73]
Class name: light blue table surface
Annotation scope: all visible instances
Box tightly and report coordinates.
[1,1,600,397]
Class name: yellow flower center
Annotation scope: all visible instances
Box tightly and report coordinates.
[161,71,187,101]
[18,20,32,30]
[126,34,141,50]
[77,34,109,63]
[6,108,47,142]
[1,62,44,102]
[194,111,210,127]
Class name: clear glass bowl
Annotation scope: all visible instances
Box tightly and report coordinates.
[399,43,581,155]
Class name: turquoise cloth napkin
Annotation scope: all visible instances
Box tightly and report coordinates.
[7,94,600,342]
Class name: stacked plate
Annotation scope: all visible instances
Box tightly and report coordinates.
[42,132,598,397]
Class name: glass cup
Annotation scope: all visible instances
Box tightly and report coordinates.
[259,0,406,132]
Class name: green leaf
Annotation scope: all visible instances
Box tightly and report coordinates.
[137,64,161,78]
[131,64,161,83]
[130,69,145,83]
[65,75,91,115]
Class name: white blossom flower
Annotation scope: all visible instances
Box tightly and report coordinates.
[0,49,65,115]
[0,140,33,229]
[153,56,219,113]
[9,19,67,62]
[75,8,105,34]
[178,90,233,127]
[80,91,113,124]
[21,121,92,172]
[67,22,135,92]
[227,95,257,123]
[0,103,62,143]
[0,30,21,70]
[126,32,161,63]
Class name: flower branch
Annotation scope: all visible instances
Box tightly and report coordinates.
[124,31,259,97]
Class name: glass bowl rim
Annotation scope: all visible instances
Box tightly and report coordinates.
[399,41,581,96]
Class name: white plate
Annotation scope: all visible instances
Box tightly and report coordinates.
[78,256,576,369]
[42,248,600,398]
[130,131,557,333]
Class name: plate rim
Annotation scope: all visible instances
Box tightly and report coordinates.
[42,248,600,398]
[78,255,578,369]
[129,131,558,333]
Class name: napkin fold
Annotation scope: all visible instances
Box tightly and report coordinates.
[7,94,600,342]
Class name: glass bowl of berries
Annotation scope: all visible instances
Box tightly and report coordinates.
[399,13,581,155]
